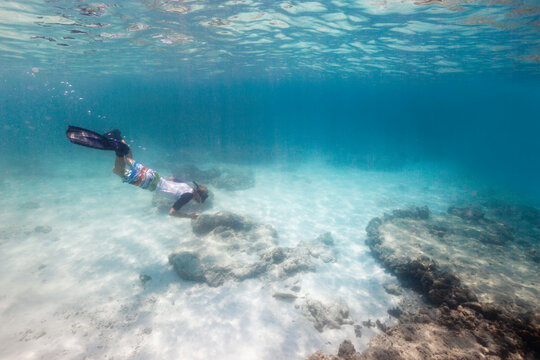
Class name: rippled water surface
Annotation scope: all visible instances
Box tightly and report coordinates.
[1,0,539,76]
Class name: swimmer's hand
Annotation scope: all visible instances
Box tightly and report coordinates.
[187,212,199,219]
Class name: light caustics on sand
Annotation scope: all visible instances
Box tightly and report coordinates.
[0,158,482,359]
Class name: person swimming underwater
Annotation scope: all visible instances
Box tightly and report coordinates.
[66,126,208,219]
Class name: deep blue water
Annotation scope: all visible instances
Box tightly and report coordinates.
[2,1,539,200]
[1,73,539,200]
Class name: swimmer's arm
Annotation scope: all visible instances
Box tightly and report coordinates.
[169,193,197,219]
[169,208,198,219]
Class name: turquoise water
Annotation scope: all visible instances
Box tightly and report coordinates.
[1,1,539,359]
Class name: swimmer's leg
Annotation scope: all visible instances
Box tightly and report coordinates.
[112,141,133,178]
[113,154,126,178]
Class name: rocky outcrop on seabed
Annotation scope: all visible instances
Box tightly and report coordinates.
[169,211,338,287]
[309,203,540,360]
[169,211,355,332]
[300,298,354,332]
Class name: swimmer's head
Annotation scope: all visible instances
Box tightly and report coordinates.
[193,181,209,203]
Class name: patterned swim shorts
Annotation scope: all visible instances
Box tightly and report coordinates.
[123,161,161,191]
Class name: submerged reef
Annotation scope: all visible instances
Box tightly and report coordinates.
[367,205,540,314]
[300,298,354,332]
[168,211,348,332]
[169,211,337,287]
[172,164,255,191]
[310,202,540,359]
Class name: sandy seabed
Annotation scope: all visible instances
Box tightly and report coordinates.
[0,153,528,359]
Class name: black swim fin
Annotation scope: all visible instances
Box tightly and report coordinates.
[66,125,130,156]
[102,129,122,141]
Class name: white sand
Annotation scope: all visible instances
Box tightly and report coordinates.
[0,154,486,359]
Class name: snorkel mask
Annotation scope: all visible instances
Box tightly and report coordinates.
[193,181,209,202]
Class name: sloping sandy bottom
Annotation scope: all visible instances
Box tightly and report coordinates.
[0,154,513,359]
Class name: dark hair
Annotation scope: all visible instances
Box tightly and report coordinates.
[198,188,208,202]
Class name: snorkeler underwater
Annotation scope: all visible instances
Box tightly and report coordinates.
[0,1,539,359]
[66,125,209,219]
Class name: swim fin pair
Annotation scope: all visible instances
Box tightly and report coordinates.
[66,125,130,156]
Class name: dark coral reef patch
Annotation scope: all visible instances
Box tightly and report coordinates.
[309,202,540,359]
